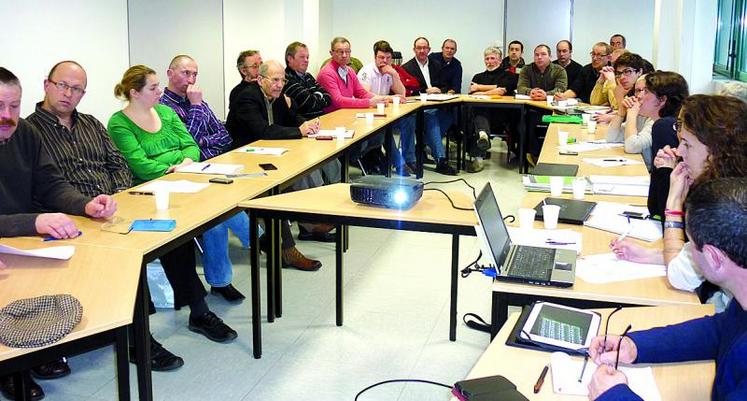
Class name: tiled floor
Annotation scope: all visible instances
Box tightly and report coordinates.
[26,141,527,401]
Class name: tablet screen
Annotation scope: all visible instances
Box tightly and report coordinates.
[521,302,600,351]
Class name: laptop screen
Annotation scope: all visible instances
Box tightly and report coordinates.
[474,183,512,267]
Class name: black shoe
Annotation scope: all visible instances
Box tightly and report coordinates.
[1,373,44,401]
[297,225,336,243]
[423,156,436,166]
[30,358,70,380]
[210,284,246,302]
[129,336,184,372]
[435,159,457,176]
[394,164,412,177]
[188,312,238,343]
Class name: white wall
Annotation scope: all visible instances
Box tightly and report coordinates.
[128,0,226,119]
[2,0,130,123]
[573,0,655,66]
[505,0,571,62]
[329,0,504,94]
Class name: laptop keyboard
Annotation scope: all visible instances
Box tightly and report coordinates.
[508,247,556,281]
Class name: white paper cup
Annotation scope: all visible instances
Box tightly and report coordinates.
[542,204,561,229]
[335,126,346,142]
[154,190,169,210]
[392,96,400,112]
[558,131,569,146]
[582,113,591,126]
[549,176,564,197]
[419,93,427,102]
[518,208,537,230]
[376,103,385,114]
[546,95,554,106]
[365,112,374,125]
[572,178,587,200]
[587,120,597,134]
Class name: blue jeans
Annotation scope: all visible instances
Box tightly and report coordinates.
[407,109,452,162]
[201,212,261,287]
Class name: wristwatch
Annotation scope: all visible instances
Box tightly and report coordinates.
[663,221,685,229]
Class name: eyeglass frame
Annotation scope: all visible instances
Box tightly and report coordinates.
[589,51,609,59]
[47,79,86,96]
[614,68,638,78]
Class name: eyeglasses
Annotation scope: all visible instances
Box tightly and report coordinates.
[589,52,609,59]
[261,75,287,85]
[614,68,637,78]
[577,306,627,381]
[48,79,85,96]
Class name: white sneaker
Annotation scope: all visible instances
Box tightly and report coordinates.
[477,130,491,151]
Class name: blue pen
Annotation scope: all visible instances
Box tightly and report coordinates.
[201,163,211,171]
[44,232,83,242]
[546,240,576,245]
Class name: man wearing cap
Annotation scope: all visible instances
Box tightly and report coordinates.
[0,65,116,401]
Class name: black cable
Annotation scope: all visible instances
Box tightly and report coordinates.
[423,178,477,199]
[423,188,473,211]
[354,379,452,401]
[460,250,485,278]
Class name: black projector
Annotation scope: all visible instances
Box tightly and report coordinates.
[349,176,424,210]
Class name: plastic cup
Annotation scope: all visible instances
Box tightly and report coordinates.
[365,112,374,125]
[392,97,400,112]
[335,126,346,142]
[549,176,564,197]
[546,95,554,106]
[376,103,385,114]
[518,208,536,230]
[558,131,569,146]
[572,178,587,200]
[542,204,561,229]
[582,113,591,126]
[419,93,427,102]
[154,190,169,210]
[587,120,597,134]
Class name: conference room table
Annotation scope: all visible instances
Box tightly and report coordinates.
[0,238,141,401]
[458,304,715,401]
[239,183,478,358]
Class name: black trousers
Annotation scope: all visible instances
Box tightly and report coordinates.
[148,241,207,313]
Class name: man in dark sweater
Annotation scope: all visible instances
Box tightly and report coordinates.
[0,66,116,401]
[552,40,583,88]
[588,178,747,401]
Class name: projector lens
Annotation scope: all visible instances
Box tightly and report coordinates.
[393,190,407,205]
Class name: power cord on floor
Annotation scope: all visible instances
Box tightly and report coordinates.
[354,379,452,400]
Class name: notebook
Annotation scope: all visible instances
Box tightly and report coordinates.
[474,183,576,288]
[534,197,597,225]
[531,163,579,177]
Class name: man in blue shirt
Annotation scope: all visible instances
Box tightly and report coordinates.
[429,39,462,94]
[588,177,747,401]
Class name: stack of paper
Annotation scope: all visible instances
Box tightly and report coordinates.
[522,175,583,193]
[590,175,650,197]
[561,141,623,153]
[583,157,643,167]
[584,202,662,241]
[507,227,582,254]
[576,253,666,283]
[308,129,355,138]
[176,162,243,175]
[235,146,288,155]
[138,180,210,193]
[550,352,662,400]
[514,94,531,100]
[422,94,458,101]
[0,244,75,260]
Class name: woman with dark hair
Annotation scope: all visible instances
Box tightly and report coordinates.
[612,95,747,311]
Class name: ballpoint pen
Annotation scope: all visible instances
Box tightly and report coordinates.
[546,240,576,245]
[603,158,626,162]
[534,364,549,393]
[578,352,590,382]
[201,163,211,171]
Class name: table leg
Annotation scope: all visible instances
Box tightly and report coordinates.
[265,217,275,323]
[341,152,350,253]
[458,104,466,171]
[384,126,393,177]
[133,262,152,401]
[250,210,262,359]
[115,326,131,401]
[518,105,528,174]
[490,291,509,340]
[274,218,282,318]
[11,372,29,401]
[336,225,344,326]
[415,108,425,179]
[449,234,459,341]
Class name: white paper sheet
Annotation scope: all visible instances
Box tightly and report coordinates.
[0,244,75,260]
[138,180,210,193]
[550,352,662,401]
[308,129,355,138]
[175,162,243,175]
[234,146,288,155]
[561,142,624,153]
[584,202,662,242]
[588,176,650,186]
[583,157,643,168]
[576,253,666,283]
[507,227,582,254]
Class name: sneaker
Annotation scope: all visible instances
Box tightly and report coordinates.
[282,246,322,271]
[210,284,246,302]
[188,311,238,343]
[466,158,484,173]
[476,130,491,151]
[129,335,184,372]
[435,159,457,176]
[0,373,44,401]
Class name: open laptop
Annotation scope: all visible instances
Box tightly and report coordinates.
[474,183,576,287]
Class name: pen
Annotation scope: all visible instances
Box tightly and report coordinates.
[44,232,83,242]
[128,191,154,195]
[201,163,211,171]
[546,240,576,245]
[578,353,590,382]
[534,364,549,393]
[617,216,633,242]
[603,158,626,162]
